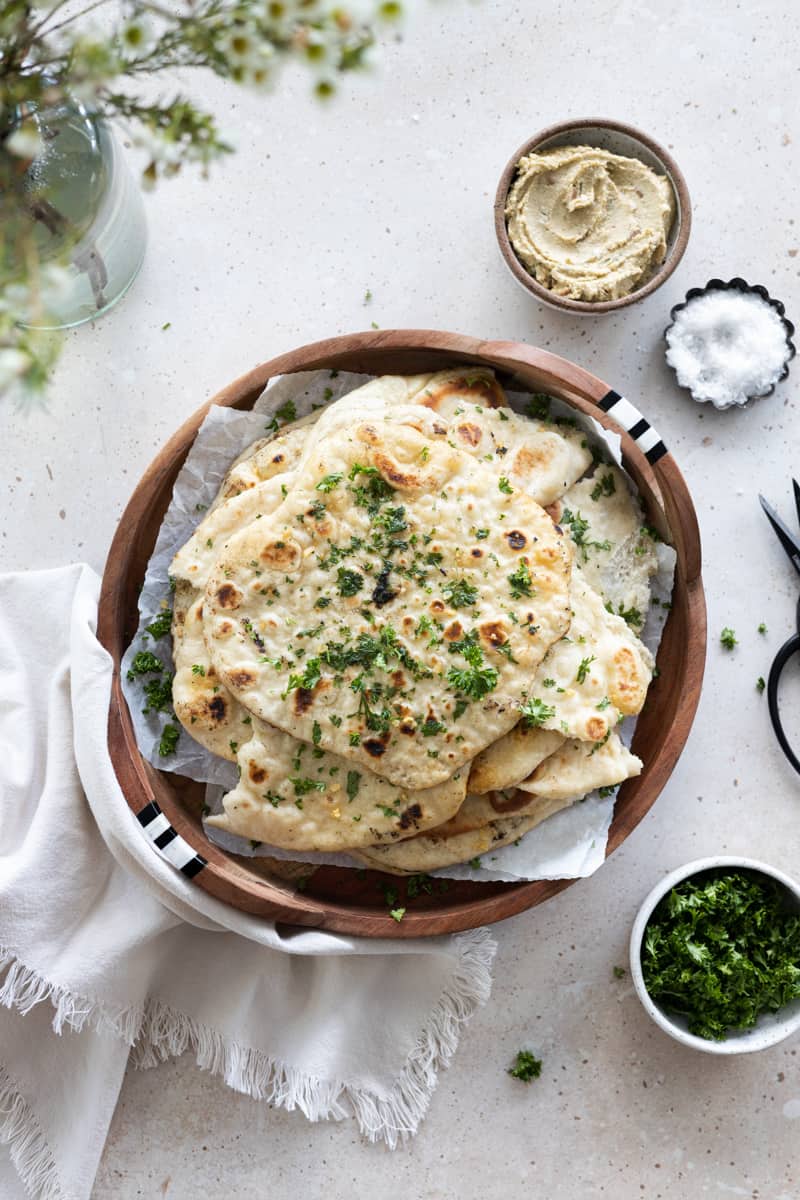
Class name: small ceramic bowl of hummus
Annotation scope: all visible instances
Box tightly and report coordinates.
[495,119,691,314]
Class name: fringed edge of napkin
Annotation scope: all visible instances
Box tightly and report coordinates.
[0,1065,63,1200]
[133,927,497,1149]
[0,928,495,1158]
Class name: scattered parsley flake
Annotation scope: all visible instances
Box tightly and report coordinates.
[290,776,326,797]
[316,472,343,493]
[337,567,364,597]
[145,609,172,639]
[443,578,479,609]
[126,650,163,680]
[756,676,766,693]
[346,771,361,801]
[508,1050,542,1082]
[158,723,180,757]
[520,697,555,727]
[498,476,513,494]
[266,399,297,433]
[758,622,768,635]
[590,472,616,501]
[390,907,406,922]
[507,560,532,599]
[576,655,596,684]
[720,626,738,650]
[525,394,550,421]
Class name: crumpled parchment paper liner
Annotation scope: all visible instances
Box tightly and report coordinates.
[121,370,675,882]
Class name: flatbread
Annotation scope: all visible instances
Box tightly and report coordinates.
[517,731,642,800]
[521,566,654,743]
[203,418,574,788]
[211,415,318,509]
[353,793,576,875]
[172,591,255,760]
[206,718,468,851]
[554,464,660,625]
[413,368,593,504]
[467,726,565,794]
[171,475,295,587]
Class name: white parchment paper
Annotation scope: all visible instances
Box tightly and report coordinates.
[121,371,675,882]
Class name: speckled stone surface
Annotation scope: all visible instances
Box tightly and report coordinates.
[5,0,800,1195]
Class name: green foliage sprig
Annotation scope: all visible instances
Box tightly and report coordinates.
[0,0,403,399]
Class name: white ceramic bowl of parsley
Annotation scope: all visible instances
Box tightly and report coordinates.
[630,856,800,1055]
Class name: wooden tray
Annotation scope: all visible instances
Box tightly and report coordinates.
[98,330,707,937]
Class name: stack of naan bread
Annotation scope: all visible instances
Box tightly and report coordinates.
[169,369,659,874]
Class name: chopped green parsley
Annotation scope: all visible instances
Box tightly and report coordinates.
[590,472,616,501]
[576,655,596,684]
[126,650,163,681]
[266,398,297,433]
[520,697,555,727]
[508,1049,542,1083]
[346,771,361,801]
[507,560,532,599]
[337,567,364,597]
[642,869,800,1040]
[443,578,479,609]
[158,723,180,757]
[145,609,172,639]
[720,627,738,650]
[316,472,343,493]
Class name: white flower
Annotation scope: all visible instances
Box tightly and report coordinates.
[5,125,44,161]
[120,15,156,59]
[0,348,31,389]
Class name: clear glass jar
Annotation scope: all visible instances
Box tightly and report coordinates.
[13,94,147,329]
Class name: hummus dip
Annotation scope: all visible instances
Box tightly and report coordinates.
[505,145,676,303]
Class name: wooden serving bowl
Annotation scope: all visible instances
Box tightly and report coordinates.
[98,330,706,938]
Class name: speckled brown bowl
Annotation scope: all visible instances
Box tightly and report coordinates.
[494,118,692,315]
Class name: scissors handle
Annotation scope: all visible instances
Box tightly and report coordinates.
[768,631,800,776]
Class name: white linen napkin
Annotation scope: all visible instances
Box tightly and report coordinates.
[0,564,496,1200]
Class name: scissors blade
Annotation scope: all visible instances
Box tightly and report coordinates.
[760,494,800,576]
[793,478,800,530]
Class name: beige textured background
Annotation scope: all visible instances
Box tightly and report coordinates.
[5,0,799,1195]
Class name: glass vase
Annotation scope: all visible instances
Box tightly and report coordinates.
[12,94,147,330]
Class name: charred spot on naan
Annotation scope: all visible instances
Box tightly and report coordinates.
[216,583,243,610]
[248,761,267,784]
[398,802,423,831]
[454,421,482,448]
[479,620,510,648]
[227,668,258,690]
[585,715,608,742]
[418,372,507,411]
[293,687,316,715]
[259,538,301,570]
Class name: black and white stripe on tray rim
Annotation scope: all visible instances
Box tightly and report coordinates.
[597,390,667,465]
[136,800,207,878]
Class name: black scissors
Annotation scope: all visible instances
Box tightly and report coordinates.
[760,480,800,775]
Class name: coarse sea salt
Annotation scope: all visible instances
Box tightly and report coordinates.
[665,289,791,409]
